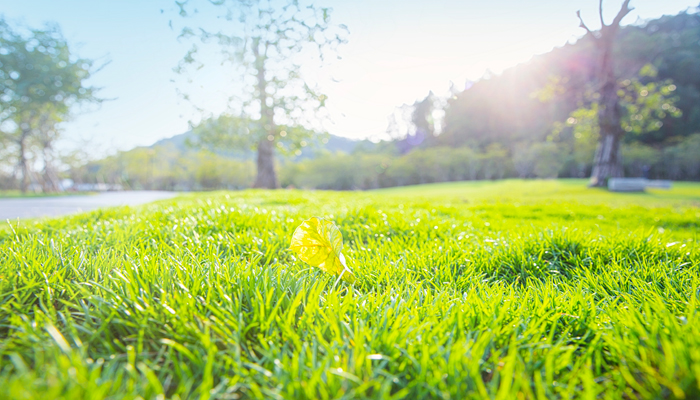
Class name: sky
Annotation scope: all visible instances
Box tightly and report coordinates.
[1,0,697,155]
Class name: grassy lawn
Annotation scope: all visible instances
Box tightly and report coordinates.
[1,179,699,399]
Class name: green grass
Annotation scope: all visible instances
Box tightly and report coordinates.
[1,179,699,399]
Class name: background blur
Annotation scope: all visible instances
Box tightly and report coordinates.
[1,0,699,192]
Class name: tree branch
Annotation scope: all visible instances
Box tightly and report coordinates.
[576,10,596,38]
[599,0,605,27]
[611,0,634,28]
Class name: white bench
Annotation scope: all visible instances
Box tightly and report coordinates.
[608,178,672,192]
[645,180,672,189]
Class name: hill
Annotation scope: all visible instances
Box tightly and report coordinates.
[440,9,700,149]
[149,131,381,160]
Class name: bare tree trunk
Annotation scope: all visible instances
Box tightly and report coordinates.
[17,130,30,193]
[253,138,278,189]
[590,129,623,185]
[41,141,61,192]
[39,113,62,193]
[251,39,279,189]
[578,0,633,187]
[590,78,625,185]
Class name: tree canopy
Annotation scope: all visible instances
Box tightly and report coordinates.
[0,17,100,192]
[174,0,346,188]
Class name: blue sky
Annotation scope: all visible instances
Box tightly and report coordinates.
[2,0,697,155]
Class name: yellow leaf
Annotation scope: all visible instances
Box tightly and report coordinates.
[289,217,356,283]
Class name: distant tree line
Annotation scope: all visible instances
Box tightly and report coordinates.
[68,143,254,191]
[281,134,700,190]
[61,129,699,192]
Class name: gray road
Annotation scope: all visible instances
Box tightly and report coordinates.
[0,191,178,220]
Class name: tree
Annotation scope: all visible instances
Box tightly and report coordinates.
[0,18,100,192]
[556,64,680,179]
[412,92,436,139]
[175,0,346,189]
[387,92,438,154]
[531,142,565,179]
[576,0,635,186]
[512,143,537,178]
[188,112,317,165]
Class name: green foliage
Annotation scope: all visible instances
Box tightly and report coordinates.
[281,153,392,190]
[531,142,565,179]
[73,130,700,192]
[621,142,661,177]
[385,147,481,185]
[283,133,700,190]
[618,66,681,134]
[480,144,509,180]
[72,143,254,190]
[548,106,597,178]
[661,134,700,180]
[441,9,700,153]
[553,65,680,157]
[0,17,100,191]
[0,18,98,120]
[191,114,319,157]
[1,181,699,398]
[512,144,537,178]
[282,147,505,190]
[441,68,552,149]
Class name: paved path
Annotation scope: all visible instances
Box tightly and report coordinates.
[0,191,178,220]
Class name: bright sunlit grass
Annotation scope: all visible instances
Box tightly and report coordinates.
[1,180,699,399]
